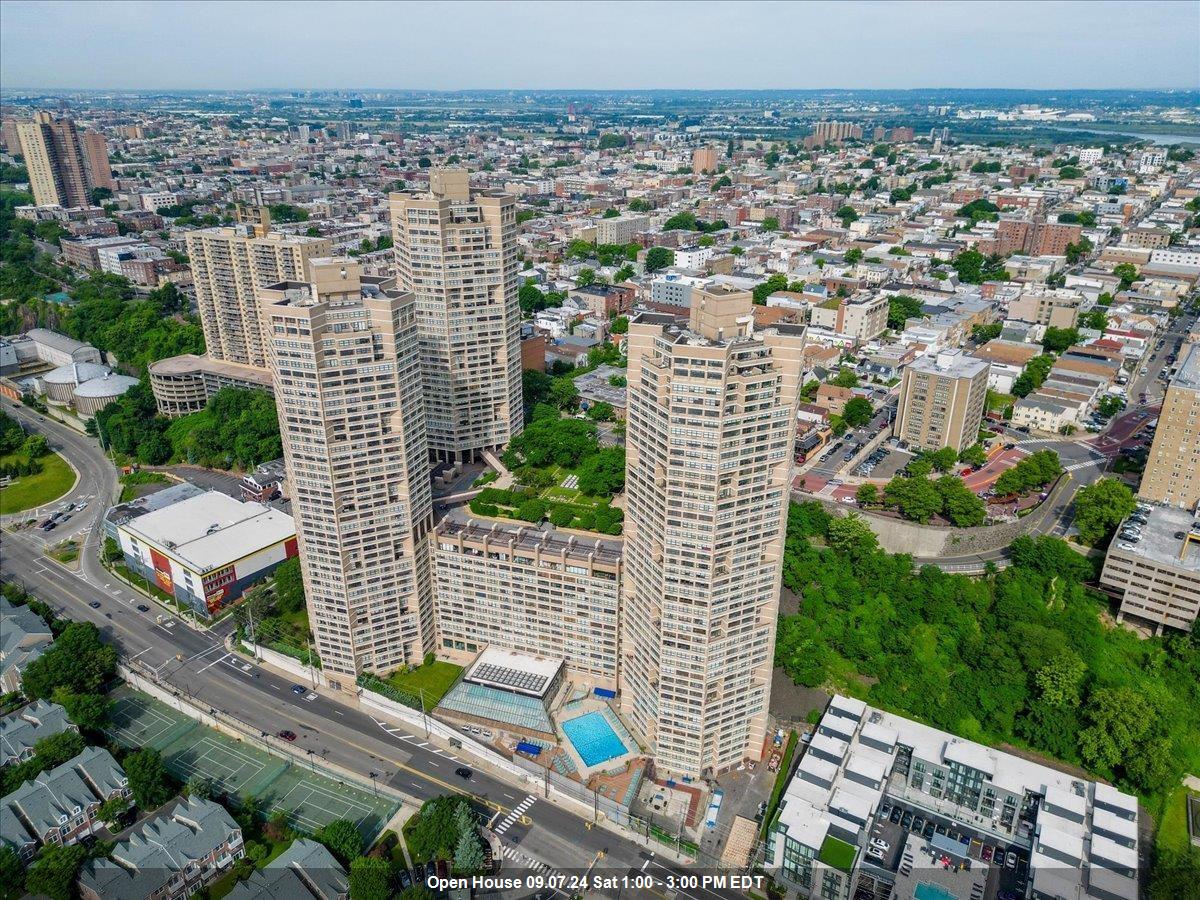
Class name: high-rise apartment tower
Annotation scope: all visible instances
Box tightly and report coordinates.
[261,260,434,677]
[1139,344,1200,509]
[187,227,331,368]
[16,112,93,208]
[390,170,523,463]
[621,286,805,777]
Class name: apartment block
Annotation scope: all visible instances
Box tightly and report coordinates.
[81,132,115,191]
[432,512,623,690]
[390,169,523,463]
[148,353,275,417]
[1139,344,1200,509]
[596,214,649,245]
[186,226,332,368]
[769,695,1139,900]
[16,112,92,208]
[1101,506,1200,634]
[1007,288,1083,328]
[622,286,805,777]
[808,293,888,342]
[261,260,434,677]
[894,349,988,452]
[692,146,718,174]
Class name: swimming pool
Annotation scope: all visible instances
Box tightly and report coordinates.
[913,883,958,900]
[561,711,630,767]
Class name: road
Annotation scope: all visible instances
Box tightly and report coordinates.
[0,399,738,898]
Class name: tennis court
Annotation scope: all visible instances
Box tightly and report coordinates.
[107,686,397,837]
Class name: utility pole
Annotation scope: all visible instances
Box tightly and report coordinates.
[245,594,260,662]
[543,764,549,799]
[306,638,317,688]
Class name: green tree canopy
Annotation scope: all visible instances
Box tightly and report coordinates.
[1072,478,1136,546]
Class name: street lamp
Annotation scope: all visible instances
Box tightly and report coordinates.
[369,771,379,797]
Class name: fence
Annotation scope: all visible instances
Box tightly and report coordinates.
[508,751,633,828]
[120,662,411,809]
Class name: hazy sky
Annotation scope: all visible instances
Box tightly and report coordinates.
[2,0,1197,92]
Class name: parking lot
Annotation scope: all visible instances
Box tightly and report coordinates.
[866,796,1030,899]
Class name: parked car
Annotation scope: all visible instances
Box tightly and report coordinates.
[88,601,101,609]
[870,838,889,850]
[912,815,925,833]
[1006,852,1018,868]
[901,811,913,829]
[890,807,903,824]
[277,730,297,741]
[982,845,994,862]
[455,767,473,780]
[291,685,306,695]
[923,821,935,839]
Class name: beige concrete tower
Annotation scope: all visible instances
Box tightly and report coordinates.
[1139,344,1200,509]
[390,170,523,463]
[893,349,989,452]
[260,260,434,677]
[621,286,806,777]
[16,112,91,208]
[186,227,331,368]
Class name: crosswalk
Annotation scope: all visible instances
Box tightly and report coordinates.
[494,794,535,835]
[1065,460,1100,472]
[498,842,557,876]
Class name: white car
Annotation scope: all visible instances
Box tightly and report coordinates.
[870,838,890,851]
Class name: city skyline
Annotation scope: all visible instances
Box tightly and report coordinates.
[1,1,1197,92]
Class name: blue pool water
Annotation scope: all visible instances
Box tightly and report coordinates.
[914,884,958,900]
[561,711,629,767]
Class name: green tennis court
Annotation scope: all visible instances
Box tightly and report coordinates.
[107,686,397,837]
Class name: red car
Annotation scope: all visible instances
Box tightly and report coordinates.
[277,730,297,741]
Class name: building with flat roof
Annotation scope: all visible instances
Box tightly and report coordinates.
[148,353,275,417]
[768,695,1139,900]
[16,112,92,209]
[432,512,623,690]
[622,286,806,777]
[1101,505,1200,634]
[1139,344,1200,509]
[261,260,434,677]
[437,646,565,740]
[390,169,524,463]
[116,491,296,619]
[894,349,989,452]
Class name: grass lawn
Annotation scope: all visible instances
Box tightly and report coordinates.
[0,450,75,513]
[47,540,79,564]
[819,834,857,872]
[386,659,463,707]
[1155,785,1195,856]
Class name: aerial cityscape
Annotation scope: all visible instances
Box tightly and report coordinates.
[1,2,1199,900]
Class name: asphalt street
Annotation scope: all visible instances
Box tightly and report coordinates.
[0,398,739,898]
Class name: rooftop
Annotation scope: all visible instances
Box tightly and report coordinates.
[1111,505,1200,571]
[465,646,563,699]
[119,491,295,574]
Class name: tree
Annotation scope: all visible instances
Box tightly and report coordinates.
[957,199,1000,225]
[609,316,629,335]
[1041,327,1079,354]
[844,247,863,265]
[761,216,780,232]
[349,856,392,900]
[842,397,873,428]
[993,450,1063,496]
[628,198,653,213]
[752,273,789,305]
[959,444,988,468]
[887,295,924,331]
[971,322,1003,343]
[1078,687,1158,775]
[883,475,943,523]
[1034,652,1087,707]
[97,796,131,824]
[1072,478,1136,546]
[575,267,595,287]
[935,476,986,527]
[835,205,858,227]
[0,845,21,893]
[831,367,859,389]
[645,246,673,272]
[318,819,365,866]
[856,483,879,507]
[548,377,579,411]
[927,447,958,473]
[1079,309,1108,332]
[187,775,214,800]
[454,827,486,874]
[662,211,698,231]
[20,621,117,700]
[125,748,173,810]
[825,515,879,561]
[1012,355,1054,398]
[273,557,306,615]
[585,401,614,422]
[24,844,87,900]
[406,797,470,863]
[518,280,549,314]
[1113,263,1138,290]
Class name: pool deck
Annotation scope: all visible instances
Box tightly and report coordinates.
[557,702,640,780]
